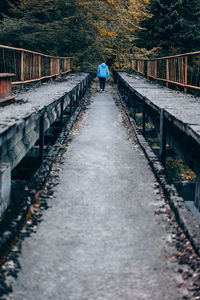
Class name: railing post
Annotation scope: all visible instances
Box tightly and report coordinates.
[33,54,35,80]
[142,97,146,137]
[133,91,136,120]
[0,163,11,218]
[57,58,60,79]
[155,60,157,78]
[39,113,44,163]
[86,77,88,89]
[76,87,79,107]
[129,91,136,119]
[0,74,15,103]
[70,58,72,72]
[70,92,73,116]
[127,89,130,107]
[159,109,166,166]
[179,57,181,83]
[21,51,24,89]
[79,82,82,99]
[69,58,72,72]
[117,74,120,89]
[146,61,149,79]
[82,81,84,98]
[60,58,63,74]
[144,60,147,77]
[166,59,169,88]
[39,55,41,85]
[195,176,200,211]
[184,56,188,93]
[123,84,126,102]
[50,57,53,81]
[60,96,64,132]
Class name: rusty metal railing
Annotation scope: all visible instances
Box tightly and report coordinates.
[0,45,73,86]
[132,51,200,92]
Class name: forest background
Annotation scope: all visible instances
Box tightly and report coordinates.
[0,0,200,71]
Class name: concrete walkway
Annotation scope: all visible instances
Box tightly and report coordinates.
[7,82,187,299]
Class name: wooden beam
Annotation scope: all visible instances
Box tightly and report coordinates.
[142,97,146,137]
[21,51,24,89]
[159,109,167,166]
[39,113,44,163]
[184,56,188,93]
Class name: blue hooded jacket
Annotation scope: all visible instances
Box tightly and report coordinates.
[97,63,109,79]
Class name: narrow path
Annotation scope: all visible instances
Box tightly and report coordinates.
[6,81,188,299]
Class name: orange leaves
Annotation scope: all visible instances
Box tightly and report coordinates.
[99,28,117,38]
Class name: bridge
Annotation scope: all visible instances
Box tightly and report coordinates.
[0,45,200,299]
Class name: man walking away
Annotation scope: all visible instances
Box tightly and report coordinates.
[97,62,109,92]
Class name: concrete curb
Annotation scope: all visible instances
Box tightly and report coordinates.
[118,93,200,256]
[0,100,84,256]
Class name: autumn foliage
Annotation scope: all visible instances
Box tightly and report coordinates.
[0,0,199,70]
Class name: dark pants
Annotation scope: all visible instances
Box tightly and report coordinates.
[99,77,106,90]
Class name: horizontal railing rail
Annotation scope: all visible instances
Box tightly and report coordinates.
[132,51,200,92]
[0,45,73,85]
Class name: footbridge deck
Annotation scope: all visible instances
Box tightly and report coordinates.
[1,80,199,299]
[0,76,200,299]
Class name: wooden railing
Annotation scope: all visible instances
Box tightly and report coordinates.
[132,51,200,92]
[0,45,72,85]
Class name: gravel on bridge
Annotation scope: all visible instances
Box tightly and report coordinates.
[4,82,191,299]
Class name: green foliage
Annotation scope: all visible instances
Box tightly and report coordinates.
[0,0,199,69]
[0,0,94,59]
[135,0,200,56]
[80,0,150,68]
[0,0,20,19]
[0,16,47,51]
[0,0,149,70]
[166,159,196,182]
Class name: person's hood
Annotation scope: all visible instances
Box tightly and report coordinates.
[101,63,107,68]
